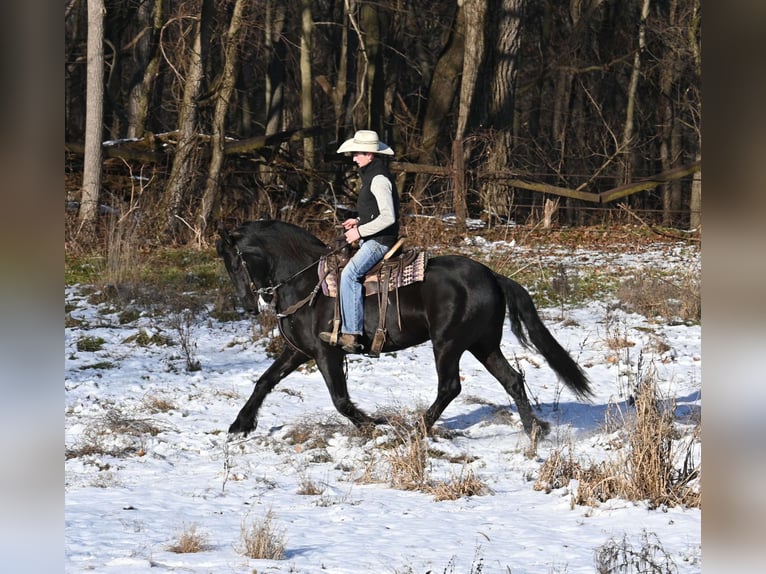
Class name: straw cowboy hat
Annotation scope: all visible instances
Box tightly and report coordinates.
[337,130,394,155]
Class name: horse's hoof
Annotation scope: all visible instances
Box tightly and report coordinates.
[228,419,254,436]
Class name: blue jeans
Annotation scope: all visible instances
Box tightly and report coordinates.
[339,239,389,335]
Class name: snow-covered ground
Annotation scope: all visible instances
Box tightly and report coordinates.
[65,238,701,573]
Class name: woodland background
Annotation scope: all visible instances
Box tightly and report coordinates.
[64,0,702,247]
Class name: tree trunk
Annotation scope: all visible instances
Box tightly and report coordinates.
[332,2,349,140]
[456,0,485,140]
[78,0,105,240]
[453,0,487,231]
[688,0,702,231]
[659,0,678,226]
[162,13,204,239]
[126,0,163,138]
[413,4,465,205]
[265,0,286,137]
[198,0,246,232]
[689,152,701,230]
[483,0,523,227]
[416,4,465,167]
[617,0,650,187]
[300,0,315,198]
[453,138,466,229]
[360,2,385,132]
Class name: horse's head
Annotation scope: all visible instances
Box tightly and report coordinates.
[216,224,271,314]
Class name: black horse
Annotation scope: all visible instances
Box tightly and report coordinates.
[217,220,592,438]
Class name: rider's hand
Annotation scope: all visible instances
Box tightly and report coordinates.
[341,218,358,231]
[344,226,360,244]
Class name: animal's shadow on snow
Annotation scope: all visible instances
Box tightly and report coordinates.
[439,390,701,436]
[284,546,323,560]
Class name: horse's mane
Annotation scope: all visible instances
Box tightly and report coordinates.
[237,219,328,262]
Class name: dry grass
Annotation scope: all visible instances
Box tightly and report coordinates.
[353,417,491,501]
[426,467,492,501]
[523,421,544,459]
[385,420,430,491]
[65,407,167,460]
[296,469,325,496]
[282,421,332,452]
[143,394,176,413]
[535,448,621,506]
[617,269,700,323]
[619,379,700,508]
[595,530,678,573]
[102,211,142,292]
[237,510,286,560]
[535,375,700,509]
[167,523,208,554]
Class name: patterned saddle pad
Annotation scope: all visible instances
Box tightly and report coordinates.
[318,248,428,298]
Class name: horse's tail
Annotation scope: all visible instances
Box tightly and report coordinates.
[494,272,594,401]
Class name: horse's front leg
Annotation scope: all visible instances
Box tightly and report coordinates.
[228,346,309,436]
[315,350,378,428]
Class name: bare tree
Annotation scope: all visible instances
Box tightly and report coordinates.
[689,152,701,230]
[453,0,488,230]
[617,0,651,186]
[63,0,702,240]
[126,0,164,139]
[300,0,316,197]
[78,0,105,239]
[482,0,524,225]
[687,0,702,230]
[198,0,247,231]
[417,4,464,166]
[265,0,287,136]
[412,3,464,206]
[162,6,205,239]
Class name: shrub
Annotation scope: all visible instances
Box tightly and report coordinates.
[168,310,201,371]
[385,420,430,491]
[76,335,106,352]
[237,510,286,560]
[427,468,492,501]
[118,309,141,324]
[594,530,678,574]
[535,371,700,508]
[296,472,325,496]
[167,523,208,554]
[617,269,700,323]
[65,407,167,460]
[122,329,173,347]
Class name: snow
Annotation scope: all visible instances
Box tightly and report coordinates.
[65,238,701,573]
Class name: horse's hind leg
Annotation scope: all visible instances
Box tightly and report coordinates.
[475,347,550,438]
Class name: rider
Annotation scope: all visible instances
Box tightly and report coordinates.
[320,130,400,353]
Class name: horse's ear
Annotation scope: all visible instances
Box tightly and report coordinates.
[218,223,233,246]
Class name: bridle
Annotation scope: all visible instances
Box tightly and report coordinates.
[232,238,347,318]
[229,238,348,358]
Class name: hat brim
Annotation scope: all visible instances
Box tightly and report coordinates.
[336,138,394,155]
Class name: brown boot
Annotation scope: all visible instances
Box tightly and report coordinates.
[319,332,362,353]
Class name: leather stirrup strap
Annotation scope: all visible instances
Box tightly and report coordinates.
[330,258,342,345]
[371,265,391,355]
